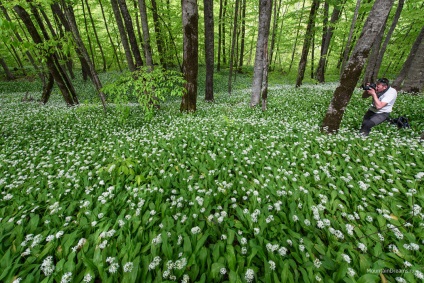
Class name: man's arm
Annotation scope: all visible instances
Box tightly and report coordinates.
[368,89,388,109]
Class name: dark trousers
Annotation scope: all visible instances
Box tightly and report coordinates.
[360,110,390,136]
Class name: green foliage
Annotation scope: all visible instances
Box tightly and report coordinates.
[0,77,423,283]
[102,67,186,121]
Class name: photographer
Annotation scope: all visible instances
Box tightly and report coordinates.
[360,78,397,136]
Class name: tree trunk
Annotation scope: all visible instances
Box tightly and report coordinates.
[322,0,395,134]
[61,0,107,111]
[41,73,54,104]
[117,0,143,68]
[84,0,107,72]
[370,0,404,82]
[295,0,320,87]
[180,0,198,112]
[110,0,136,71]
[0,2,44,81]
[204,0,214,101]
[138,0,154,68]
[217,0,223,71]
[0,57,16,80]
[401,34,424,93]
[269,0,282,71]
[238,0,246,72]
[340,0,361,78]
[392,27,424,90]
[228,0,239,94]
[250,0,272,109]
[14,5,79,106]
[51,3,92,81]
[316,1,343,83]
[288,0,305,73]
[151,0,166,67]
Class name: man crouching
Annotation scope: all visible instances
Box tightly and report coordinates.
[360,78,397,136]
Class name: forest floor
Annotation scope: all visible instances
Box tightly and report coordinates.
[0,73,423,282]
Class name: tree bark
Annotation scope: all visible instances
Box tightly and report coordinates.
[110,0,136,71]
[0,57,16,80]
[61,0,107,111]
[238,0,246,72]
[288,0,305,73]
[295,0,320,87]
[250,0,272,109]
[204,0,214,101]
[228,0,239,94]
[180,0,198,112]
[151,0,166,67]
[392,26,424,90]
[322,0,395,134]
[217,0,223,71]
[316,1,343,83]
[370,0,404,82]
[84,0,107,72]
[340,0,361,78]
[14,5,79,106]
[117,0,143,68]
[138,0,154,68]
[401,33,424,93]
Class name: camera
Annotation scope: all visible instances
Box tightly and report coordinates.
[361,83,376,91]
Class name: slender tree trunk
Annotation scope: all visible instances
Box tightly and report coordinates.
[14,5,78,106]
[117,0,143,68]
[371,0,404,82]
[315,1,342,83]
[392,26,424,90]
[98,0,122,71]
[0,2,43,81]
[401,33,424,93]
[80,0,96,70]
[84,0,107,72]
[138,0,154,68]
[51,3,92,81]
[0,57,16,80]
[61,0,107,111]
[250,0,272,109]
[288,0,305,73]
[340,0,361,78]
[180,0,198,112]
[151,0,166,67]
[222,0,227,64]
[41,73,54,103]
[228,0,239,94]
[269,0,282,71]
[110,0,136,71]
[238,0,246,72]
[322,0,395,134]
[217,0,223,71]
[295,0,320,87]
[204,0,214,101]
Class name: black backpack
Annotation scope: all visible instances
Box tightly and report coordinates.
[389,116,410,129]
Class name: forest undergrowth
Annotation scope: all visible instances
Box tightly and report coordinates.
[0,72,423,283]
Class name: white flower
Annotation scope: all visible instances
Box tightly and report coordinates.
[314,258,321,268]
[245,269,255,283]
[341,254,351,263]
[191,226,201,234]
[123,262,134,272]
[83,273,93,282]
[357,242,367,253]
[414,270,424,279]
[269,260,276,271]
[60,272,72,283]
[347,268,356,277]
[41,256,55,276]
[220,267,227,275]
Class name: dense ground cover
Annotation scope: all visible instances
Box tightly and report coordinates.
[0,76,423,283]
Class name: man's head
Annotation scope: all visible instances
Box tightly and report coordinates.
[376,78,389,92]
